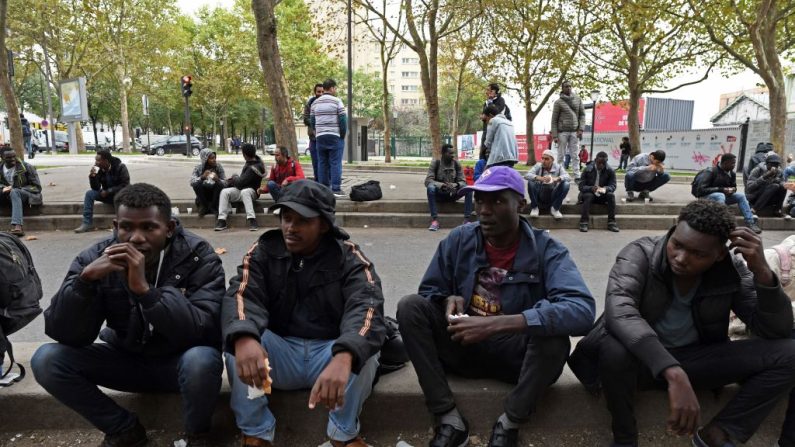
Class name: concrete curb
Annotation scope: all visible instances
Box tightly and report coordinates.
[1,343,786,446]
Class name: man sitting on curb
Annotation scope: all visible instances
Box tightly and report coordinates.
[257,146,305,202]
[190,148,227,217]
[74,150,129,233]
[0,146,41,236]
[693,153,761,233]
[222,180,385,447]
[625,150,670,202]
[425,143,473,231]
[578,151,619,233]
[569,200,795,447]
[747,153,788,217]
[33,183,226,447]
[398,166,595,447]
[525,149,570,220]
[216,143,265,232]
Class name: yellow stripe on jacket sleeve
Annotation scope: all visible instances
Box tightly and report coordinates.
[236,242,259,321]
[344,240,377,336]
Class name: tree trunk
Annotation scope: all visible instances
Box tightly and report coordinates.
[768,83,787,155]
[627,52,642,156]
[417,49,442,158]
[252,0,298,158]
[76,126,85,151]
[382,74,391,163]
[525,109,536,166]
[451,65,465,153]
[0,0,23,158]
[120,86,131,153]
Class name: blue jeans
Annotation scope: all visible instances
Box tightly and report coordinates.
[267,180,282,202]
[31,343,222,435]
[225,330,379,443]
[784,166,795,182]
[624,171,671,193]
[426,184,473,219]
[0,188,35,225]
[704,192,754,223]
[528,180,569,210]
[24,136,32,156]
[308,139,318,181]
[618,154,629,170]
[316,135,344,193]
[82,189,114,225]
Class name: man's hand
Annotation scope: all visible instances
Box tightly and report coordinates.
[592,186,599,193]
[444,295,465,319]
[723,187,735,195]
[553,137,559,144]
[2,186,11,194]
[309,351,352,410]
[99,190,109,199]
[89,167,98,178]
[448,315,525,344]
[281,179,289,186]
[235,336,270,388]
[663,367,700,436]
[729,227,775,286]
[576,129,583,139]
[647,164,658,171]
[80,253,126,282]
[201,169,211,179]
[104,243,149,295]
[785,182,795,192]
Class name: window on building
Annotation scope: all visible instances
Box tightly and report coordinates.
[402,57,419,64]
[401,98,419,105]
[401,85,419,91]
[401,71,418,78]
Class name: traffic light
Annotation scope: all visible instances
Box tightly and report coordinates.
[181,75,193,97]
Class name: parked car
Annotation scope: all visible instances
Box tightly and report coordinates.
[297,138,310,155]
[146,135,202,156]
[265,144,278,155]
[33,130,69,152]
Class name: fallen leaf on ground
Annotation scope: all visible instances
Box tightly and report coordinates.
[214,247,227,255]
[24,236,38,241]
[47,182,56,186]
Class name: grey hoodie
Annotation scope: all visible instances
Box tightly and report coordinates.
[484,114,518,166]
[190,149,227,188]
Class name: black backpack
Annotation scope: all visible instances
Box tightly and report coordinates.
[690,167,713,198]
[0,233,43,383]
[349,180,383,202]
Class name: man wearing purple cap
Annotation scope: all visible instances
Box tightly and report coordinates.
[398,166,595,447]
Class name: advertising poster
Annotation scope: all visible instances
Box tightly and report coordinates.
[59,77,89,122]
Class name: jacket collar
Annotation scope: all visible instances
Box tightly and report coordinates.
[260,229,345,271]
[651,226,741,295]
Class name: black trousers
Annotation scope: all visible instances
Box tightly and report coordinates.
[580,191,616,222]
[396,294,569,422]
[750,184,787,214]
[192,182,223,214]
[599,333,795,444]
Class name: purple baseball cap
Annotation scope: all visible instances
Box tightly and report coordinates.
[458,165,526,197]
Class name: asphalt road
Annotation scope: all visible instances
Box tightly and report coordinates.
[10,227,795,344]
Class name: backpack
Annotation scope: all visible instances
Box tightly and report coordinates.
[690,167,713,197]
[0,233,42,384]
[349,180,383,202]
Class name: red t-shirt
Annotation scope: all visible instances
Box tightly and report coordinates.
[468,239,520,316]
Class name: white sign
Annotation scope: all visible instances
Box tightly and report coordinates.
[59,77,89,122]
[142,94,149,116]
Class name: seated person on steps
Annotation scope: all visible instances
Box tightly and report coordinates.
[578,151,619,233]
[624,150,670,202]
[215,143,265,232]
[525,149,570,220]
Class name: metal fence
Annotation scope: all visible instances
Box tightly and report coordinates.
[371,134,452,157]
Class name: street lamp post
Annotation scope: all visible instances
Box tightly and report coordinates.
[589,90,600,160]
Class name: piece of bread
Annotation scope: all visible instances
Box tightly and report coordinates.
[262,358,273,394]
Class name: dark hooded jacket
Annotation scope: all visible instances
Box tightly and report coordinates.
[569,228,793,387]
[190,148,227,188]
[222,227,385,374]
[230,156,265,191]
[743,142,772,186]
[693,166,737,198]
[44,222,225,356]
[0,159,42,205]
[90,155,130,195]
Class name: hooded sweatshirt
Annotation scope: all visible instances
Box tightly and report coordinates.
[484,113,518,166]
[190,149,226,188]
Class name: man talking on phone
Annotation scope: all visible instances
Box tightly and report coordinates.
[75,150,130,233]
[570,200,795,447]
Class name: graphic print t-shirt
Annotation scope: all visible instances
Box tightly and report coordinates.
[468,239,519,316]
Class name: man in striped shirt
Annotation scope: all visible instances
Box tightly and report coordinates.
[310,78,348,197]
[222,180,385,447]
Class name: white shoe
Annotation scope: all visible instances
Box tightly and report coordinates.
[551,208,563,220]
[530,208,539,218]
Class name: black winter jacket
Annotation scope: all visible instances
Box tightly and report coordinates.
[222,229,385,374]
[694,167,737,198]
[578,162,616,194]
[230,156,265,191]
[570,228,793,383]
[44,223,225,356]
[0,160,42,205]
[90,156,130,196]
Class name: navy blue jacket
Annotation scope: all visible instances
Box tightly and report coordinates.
[418,220,595,336]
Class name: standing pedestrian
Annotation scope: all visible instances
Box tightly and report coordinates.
[618,136,631,170]
[20,114,33,159]
[303,83,324,181]
[551,81,585,182]
[310,78,348,197]
[480,83,511,154]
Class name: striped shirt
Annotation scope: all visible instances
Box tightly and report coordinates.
[310,94,347,138]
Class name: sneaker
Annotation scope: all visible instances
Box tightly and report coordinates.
[248,218,259,231]
[74,223,94,233]
[529,207,539,218]
[173,432,212,447]
[100,420,148,447]
[487,421,518,447]
[241,434,273,447]
[428,220,440,231]
[333,191,347,199]
[9,225,24,237]
[214,219,227,231]
[786,214,793,221]
[430,419,469,447]
[330,436,369,447]
[607,220,620,233]
[579,222,589,232]
[639,190,653,202]
[748,222,762,234]
[550,207,563,220]
[626,191,636,202]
